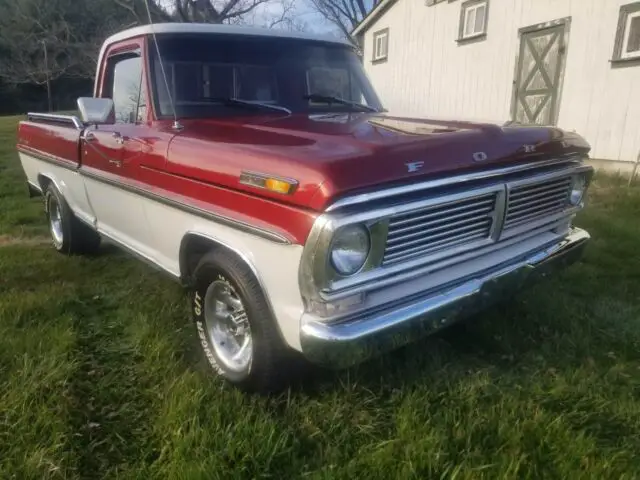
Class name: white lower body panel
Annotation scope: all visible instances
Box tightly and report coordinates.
[18,152,95,226]
[17,152,307,351]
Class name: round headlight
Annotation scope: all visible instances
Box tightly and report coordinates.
[570,174,587,205]
[330,225,371,276]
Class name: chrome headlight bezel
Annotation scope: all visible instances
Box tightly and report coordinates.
[329,224,371,276]
[569,172,589,206]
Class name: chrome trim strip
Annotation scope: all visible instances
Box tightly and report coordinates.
[17,146,79,171]
[326,156,583,211]
[489,189,507,241]
[27,112,84,130]
[300,227,590,368]
[505,164,590,189]
[79,168,291,245]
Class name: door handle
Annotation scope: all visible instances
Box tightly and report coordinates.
[112,132,128,145]
[108,159,122,167]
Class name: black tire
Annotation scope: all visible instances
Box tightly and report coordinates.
[191,250,292,392]
[44,183,101,254]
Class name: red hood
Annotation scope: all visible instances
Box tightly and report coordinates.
[166,113,591,211]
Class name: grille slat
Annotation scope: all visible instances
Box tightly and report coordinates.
[386,219,491,252]
[505,205,567,228]
[509,178,571,198]
[504,175,572,230]
[509,185,570,205]
[507,195,567,215]
[387,213,492,245]
[387,204,493,238]
[389,198,494,228]
[383,230,489,265]
[382,193,496,265]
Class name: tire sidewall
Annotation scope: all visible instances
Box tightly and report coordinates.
[192,264,253,384]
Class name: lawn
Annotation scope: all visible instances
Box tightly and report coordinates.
[1,114,639,479]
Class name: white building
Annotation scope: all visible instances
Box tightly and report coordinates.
[353,0,640,168]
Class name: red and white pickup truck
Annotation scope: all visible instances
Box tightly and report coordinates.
[17,23,593,391]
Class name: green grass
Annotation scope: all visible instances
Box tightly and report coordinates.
[1,114,640,479]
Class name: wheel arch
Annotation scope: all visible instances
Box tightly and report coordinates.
[37,173,62,213]
[179,231,288,344]
[37,173,62,196]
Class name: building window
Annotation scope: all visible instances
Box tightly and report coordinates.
[613,2,640,61]
[459,0,488,41]
[372,29,389,62]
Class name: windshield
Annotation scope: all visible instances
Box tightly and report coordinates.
[148,33,383,118]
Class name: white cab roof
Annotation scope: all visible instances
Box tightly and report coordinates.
[95,23,351,94]
[102,23,350,50]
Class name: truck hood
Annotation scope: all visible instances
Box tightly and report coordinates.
[167,112,591,211]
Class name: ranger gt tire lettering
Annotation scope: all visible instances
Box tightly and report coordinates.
[191,250,291,392]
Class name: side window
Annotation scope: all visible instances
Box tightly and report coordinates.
[106,54,146,124]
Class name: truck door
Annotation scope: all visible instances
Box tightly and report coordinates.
[81,46,152,255]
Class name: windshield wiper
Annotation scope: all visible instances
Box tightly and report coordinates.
[304,94,379,112]
[201,97,291,114]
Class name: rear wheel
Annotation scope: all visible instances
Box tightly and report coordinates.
[191,250,292,392]
[44,183,100,254]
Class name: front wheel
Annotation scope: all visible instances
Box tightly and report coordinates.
[191,250,292,392]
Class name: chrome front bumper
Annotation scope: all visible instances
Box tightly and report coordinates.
[300,227,590,368]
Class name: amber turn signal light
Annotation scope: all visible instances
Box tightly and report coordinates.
[239,171,298,195]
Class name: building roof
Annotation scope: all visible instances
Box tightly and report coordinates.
[352,0,398,36]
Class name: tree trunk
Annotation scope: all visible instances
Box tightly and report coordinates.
[42,41,53,112]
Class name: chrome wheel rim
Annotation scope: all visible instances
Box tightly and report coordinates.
[203,279,253,373]
[48,196,64,247]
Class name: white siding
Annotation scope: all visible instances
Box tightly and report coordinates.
[362,0,640,163]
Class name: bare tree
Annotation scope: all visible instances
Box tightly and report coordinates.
[0,1,76,110]
[308,0,375,40]
[231,0,308,31]
[115,0,280,24]
[0,0,138,109]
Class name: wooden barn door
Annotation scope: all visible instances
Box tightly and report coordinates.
[512,20,570,126]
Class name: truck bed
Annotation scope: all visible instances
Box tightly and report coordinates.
[17,113,83,172]
[16,113,96,227]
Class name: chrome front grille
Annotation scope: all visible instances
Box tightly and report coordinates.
[381,173,577,267]
[504,176,572,230]
[306,158,592,304]
[383,193,496,265]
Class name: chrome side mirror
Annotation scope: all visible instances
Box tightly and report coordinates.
[77,97,115,125]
